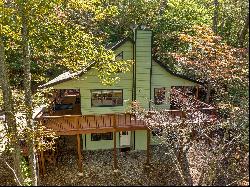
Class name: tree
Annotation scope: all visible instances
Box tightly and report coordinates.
[0,28,24,186]
[131,87,248,185]
[1,0,132,185]
[171,25,248,105]
[18,0,38,185]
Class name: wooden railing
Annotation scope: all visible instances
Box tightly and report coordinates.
[38,107,217,135]
[148,108,217,124]
[38,113,147,135]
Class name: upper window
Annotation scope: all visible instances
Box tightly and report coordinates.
[91,89,123,107]
[115,51,123,60]
[154,87,166,105]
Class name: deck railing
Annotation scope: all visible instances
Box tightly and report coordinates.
[37,113,147,135]
[37,107,217,135]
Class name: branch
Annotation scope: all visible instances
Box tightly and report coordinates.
[0,157,22,186]
[226,176,249,186]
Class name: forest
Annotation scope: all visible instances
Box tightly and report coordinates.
[0,0,249,186]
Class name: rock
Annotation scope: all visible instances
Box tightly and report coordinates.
[77,172,84,176]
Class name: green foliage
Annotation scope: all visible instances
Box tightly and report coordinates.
[20,157,32,186]
[1,0,132,87]
[216,0,249,47]
[1,0,248,88]
[0,89,3,107]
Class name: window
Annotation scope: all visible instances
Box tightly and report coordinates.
[115,51,123,60]
[91,89,123,107]
[101,132,113,140]
[154,87,166,105]
[91,133,101,141]
[91,132,113,141]
[54,103,73,111]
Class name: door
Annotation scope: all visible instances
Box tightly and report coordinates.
[120,131,131,147]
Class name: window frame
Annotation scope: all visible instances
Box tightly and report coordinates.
[91,132,113,141]
[91,89,123,107]
[154,87,166,105]
[91,133,102,141]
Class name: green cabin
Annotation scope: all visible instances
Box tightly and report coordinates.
[39,28,200,151]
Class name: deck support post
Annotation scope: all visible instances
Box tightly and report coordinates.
[77,134,83,173]
[40,151,45,176]
[113,115,118,171]
[195,85,199,99]
[113,130,118,170]
[146,129,150,166]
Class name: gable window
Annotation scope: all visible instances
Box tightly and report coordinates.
[115,51,123,60]
[154,87,166,105]
[91,89,123,107]
[91,132,113,141]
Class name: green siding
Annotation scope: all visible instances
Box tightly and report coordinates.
[151,61,196,110]
[134,130,147,150]
[135,30,152,109]
[114,41,133,60]
[82,131,162,150]
[82,132,120,150]
[134,130,162,149]
[53,41,134,115]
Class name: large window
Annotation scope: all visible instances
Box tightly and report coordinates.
[154,87,166,105]
[91,89,123,107]
[91,132,113,141]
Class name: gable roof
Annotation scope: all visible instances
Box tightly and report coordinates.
[106,38,134,50]
[39,63,93,88]
[39,38,203,88]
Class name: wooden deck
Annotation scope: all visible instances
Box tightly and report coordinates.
[37,108,217,135]
[36,88,217,135]
[33,88,218,176]
[38,113,147,135]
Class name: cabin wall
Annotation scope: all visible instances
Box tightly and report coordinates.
[81,130,159,151]
[151,61,196,110]
[134,130,147,150]
[53,41,134,115]
[82,132,120,150]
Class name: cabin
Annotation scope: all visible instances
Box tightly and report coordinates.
[35,28,216,175]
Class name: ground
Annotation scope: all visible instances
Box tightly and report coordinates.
[0,144,248,186]
[40,145,183,186]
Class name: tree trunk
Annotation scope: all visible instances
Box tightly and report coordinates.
[19,1,38,185]
[177,146,193,186]
[0,35,24,186]
[213,0,219,35]
[238,14,249,48]
[205,84,212,104]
